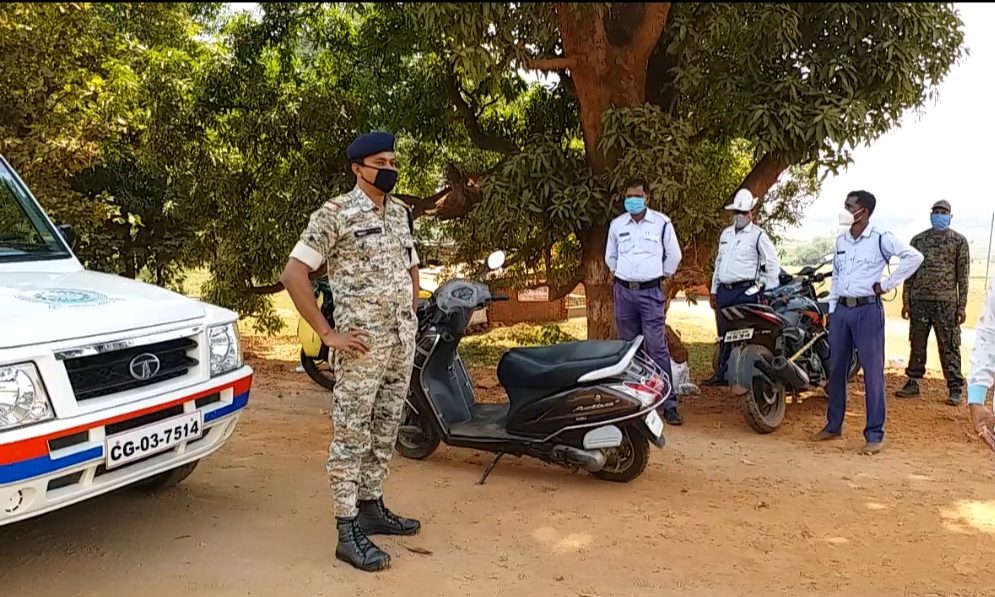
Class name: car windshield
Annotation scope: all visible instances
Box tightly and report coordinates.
[0,159,69,262]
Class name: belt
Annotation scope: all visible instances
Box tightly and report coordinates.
[615,277,662,291]
[839,295,880,308]
[719,280,753,291]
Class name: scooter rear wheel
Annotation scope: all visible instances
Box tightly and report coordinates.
[591,430,649,483]
[395,403,441,460]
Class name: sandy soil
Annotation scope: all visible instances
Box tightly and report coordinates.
[4,337,995,597]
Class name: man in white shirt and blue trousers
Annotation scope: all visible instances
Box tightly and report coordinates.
[704,189,782,387]
[813,190,923,454]
[605,178,684,425]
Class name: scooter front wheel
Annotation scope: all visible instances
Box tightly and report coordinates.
[591,430,649,483]
[395,403,441,460]
[301,348,336,392]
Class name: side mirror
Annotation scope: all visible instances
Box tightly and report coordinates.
[817,290,830,299]
[56,224,76,249]
[486,250,506,271]
[797,266,815,276]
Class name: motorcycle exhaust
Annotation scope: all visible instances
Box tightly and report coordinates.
[771,356,810,390]
[551,445,608,472]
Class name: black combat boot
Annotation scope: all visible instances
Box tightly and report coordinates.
[895,379,920,398]
[357,497,421,536]
[335,517,391,572]
[947,387,963,406]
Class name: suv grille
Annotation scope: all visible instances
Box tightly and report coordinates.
[64,338,199,402]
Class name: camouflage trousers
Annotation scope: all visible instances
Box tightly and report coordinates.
[326,338,415,519]
[905,299,964,390]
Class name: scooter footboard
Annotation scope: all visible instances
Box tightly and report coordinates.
[725,344,775,396]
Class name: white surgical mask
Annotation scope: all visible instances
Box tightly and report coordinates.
[839,209,855,226]
[733,214,749,230]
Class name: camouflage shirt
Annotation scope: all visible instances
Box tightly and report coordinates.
[290,186,419,347]
[902,228,970,309]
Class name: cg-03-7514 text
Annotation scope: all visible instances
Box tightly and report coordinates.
[105,412,205,469]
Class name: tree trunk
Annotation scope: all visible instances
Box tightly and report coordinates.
[556,2,671,340]
[581,223,615,340]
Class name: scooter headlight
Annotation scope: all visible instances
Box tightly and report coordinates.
[0,364,54,431]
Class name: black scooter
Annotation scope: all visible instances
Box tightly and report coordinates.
[395,251,669,484]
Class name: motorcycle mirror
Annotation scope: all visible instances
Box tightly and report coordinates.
[486,250,506,271]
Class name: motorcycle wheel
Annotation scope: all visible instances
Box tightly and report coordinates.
[847,348,861,382]
[741,377,786,434]
[300,348,336,392]
[395,402,440,460]
[591,429,649,483]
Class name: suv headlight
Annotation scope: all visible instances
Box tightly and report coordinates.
[0,363,54,431]
[208,323,243,377]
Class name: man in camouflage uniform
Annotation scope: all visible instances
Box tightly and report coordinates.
[281,132,421,572]
[897,199,970,405]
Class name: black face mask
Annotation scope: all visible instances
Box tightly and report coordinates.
[360,165,398,194]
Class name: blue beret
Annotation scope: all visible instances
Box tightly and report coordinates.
[347,132,395,162]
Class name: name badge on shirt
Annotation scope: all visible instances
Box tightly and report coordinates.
[354,227,383,238]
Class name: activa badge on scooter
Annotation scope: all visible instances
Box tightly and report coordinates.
[396,276,669,486]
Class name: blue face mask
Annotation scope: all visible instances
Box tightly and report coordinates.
[624,196,646,215]
[931,213,952,231]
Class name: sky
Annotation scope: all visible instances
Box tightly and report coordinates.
[226,3,995,253]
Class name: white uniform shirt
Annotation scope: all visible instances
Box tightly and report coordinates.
[968,277,995,405]
[710,223,781,293]
[605,209,682,282]
[828,225,923,314]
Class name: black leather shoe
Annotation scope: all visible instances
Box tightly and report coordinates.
[357,497,421,536]
[702,376,728,387]
[662,408,683,426]
[336,517,390,572]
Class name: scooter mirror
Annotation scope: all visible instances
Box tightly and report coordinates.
[486,250,506,271]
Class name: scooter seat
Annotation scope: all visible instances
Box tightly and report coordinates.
[497,339,633,412]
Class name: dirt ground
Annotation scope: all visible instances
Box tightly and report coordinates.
[4,336,995,597]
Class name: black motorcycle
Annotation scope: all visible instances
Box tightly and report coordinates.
[719,261,861,434]
[395,251,669,484]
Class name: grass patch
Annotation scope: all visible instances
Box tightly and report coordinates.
[460,322,583,369]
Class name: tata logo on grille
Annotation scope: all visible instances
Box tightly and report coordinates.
[129,353,161,381]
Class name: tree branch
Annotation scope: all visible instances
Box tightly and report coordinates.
[249,264,327,295]
[442,70,520,155]
[528,56,576,71]
[740,153,789,202]
[631,3,671,61]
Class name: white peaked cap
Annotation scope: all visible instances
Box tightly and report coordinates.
[725,188,757,211]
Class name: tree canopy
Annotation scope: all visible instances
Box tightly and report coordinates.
[0,2,967,341]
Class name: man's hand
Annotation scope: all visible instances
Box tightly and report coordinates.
[901,305,910,320]
[321,328,372,358]
[969,403,995,453]
[957,308,967,325]
[873,282,884,296]
[709,294,718,310]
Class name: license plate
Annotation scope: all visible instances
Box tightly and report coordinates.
[644,410,664,438]
[724,328,755,342]
[105,411,204,470]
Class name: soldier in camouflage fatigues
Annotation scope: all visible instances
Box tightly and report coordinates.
[898,200,970,405]
[283,132,421,572]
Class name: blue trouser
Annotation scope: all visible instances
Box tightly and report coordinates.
[826,301,886,443]
[713,283,759,379]
[613,281,678,410]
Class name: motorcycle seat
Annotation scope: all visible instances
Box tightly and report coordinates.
[497,339,634,412]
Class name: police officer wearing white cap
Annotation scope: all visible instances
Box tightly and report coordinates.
[703,189,782,386]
